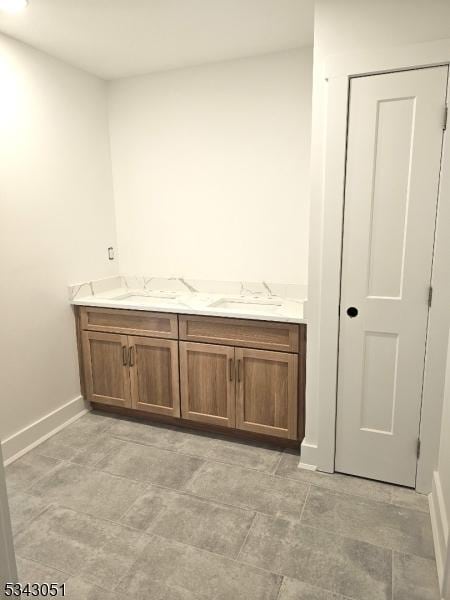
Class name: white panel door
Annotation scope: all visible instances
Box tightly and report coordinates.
[336,66,448,487]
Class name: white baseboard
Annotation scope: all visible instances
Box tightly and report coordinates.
[2,396,90,466]
[300,440,318,469]
[298,461,317,471]
[430,470,449,598]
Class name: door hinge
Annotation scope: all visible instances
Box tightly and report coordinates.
[416,438,421,460]
[428,286,433,308]
[444,105,448,131]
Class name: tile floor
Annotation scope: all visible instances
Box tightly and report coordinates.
[6,411,440,600]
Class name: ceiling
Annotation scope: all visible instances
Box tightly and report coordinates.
[0,0,314,80]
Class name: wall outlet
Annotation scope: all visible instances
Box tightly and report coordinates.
[108,246,115,260]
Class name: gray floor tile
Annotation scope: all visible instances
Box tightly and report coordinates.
[7,413,439,600]
[29,461,148,520]
[302,486,435,559]
[96,440,204,489]
[391,486,430,513]
[116,534,282,600]
[106,417,184,449]
[53,412,116,447]
[276,451,393,503]
[63,576,123,600]
[121,485,255,557]
[14,506,148,590]
[174,431,283,473]
[393,551,440,600]
[6,453,62,494]
[185,461,309,520]
[34,430,121,467]
[108,417,283,473]
[8,491,52,536]
[278,577,349,600]
[238,513,392,600]
[16,556,69,584]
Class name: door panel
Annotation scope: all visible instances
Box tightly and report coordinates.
[235,348,298,440]
[336,66,448,486]
[82,331,131,408]
[179,342,235,427]
[129,337,180,417]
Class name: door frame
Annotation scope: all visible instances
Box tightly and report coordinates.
[302,37,450,494]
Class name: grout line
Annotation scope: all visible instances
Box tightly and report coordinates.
[391,551,394,600]
[12,499,55,540]
[234,512,258,561]
[274,577,285,600]
[10,459,66,497]
[270,451,285,475]
[298,483,311,523]
[15,554,71,583]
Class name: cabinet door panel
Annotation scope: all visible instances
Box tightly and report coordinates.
[236,348,298,439]
[82,331,131,408]
[129,337,180,417]
[180,342,235,427]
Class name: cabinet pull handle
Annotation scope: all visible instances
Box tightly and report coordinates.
[229,358,233,381]
[238,359,242,382]
[129,346,135,367]
[122,346,128,366]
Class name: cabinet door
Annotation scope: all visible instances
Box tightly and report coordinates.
[180,342,235,427]
[82,331,131,408]
[235,348,298,440]
[129,337,180,417]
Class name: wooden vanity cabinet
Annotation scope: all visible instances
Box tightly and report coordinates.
[76,306,305,443]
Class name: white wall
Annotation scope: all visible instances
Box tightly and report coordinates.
[0,34,117,457]
[108,48,312,285]
[304,0,450,477]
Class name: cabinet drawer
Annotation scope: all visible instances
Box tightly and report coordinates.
[80,307,178,339]
[179,315,299,352]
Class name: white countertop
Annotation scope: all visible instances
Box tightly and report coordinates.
[69,277,306,324]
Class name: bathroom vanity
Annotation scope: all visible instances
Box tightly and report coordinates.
[72,278,306,445]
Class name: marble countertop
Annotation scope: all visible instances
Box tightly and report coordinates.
[69,276,306,324]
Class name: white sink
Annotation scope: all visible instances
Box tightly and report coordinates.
[208,297,282,312]
[110,292,185,306]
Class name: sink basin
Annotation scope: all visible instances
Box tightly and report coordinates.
[110,292,184,306]
[208,297,282,312]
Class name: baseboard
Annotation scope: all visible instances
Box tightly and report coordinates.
[298,461,317,471]
[430,470,449,597]
[1,396,90,466]
[299,440,318,469]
